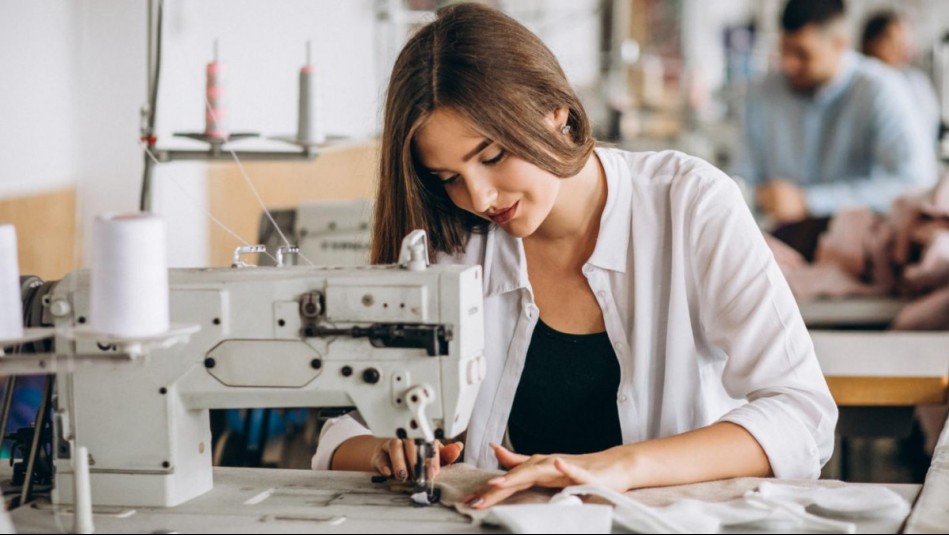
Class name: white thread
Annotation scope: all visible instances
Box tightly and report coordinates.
[201,94,315,267]
[141,144,280,264]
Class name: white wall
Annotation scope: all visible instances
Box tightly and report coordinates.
[0,0,82,198]
[2,0,604,269]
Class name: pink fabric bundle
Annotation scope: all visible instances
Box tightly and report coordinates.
[767,175,949,331]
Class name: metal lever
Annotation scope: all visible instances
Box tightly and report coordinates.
[398,230,429,271]
[276,245,300,267]
[231,244,267,268]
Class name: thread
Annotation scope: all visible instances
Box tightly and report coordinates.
[297,41,325,144]
[0,224,23,340]
[90,213,169,337]
[204,39,228,140]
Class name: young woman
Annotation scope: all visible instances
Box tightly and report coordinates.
[312,2,836,509]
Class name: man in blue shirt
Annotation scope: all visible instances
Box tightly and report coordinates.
[733,0,937,224]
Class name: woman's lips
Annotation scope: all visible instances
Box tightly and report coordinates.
[488,201,519,224]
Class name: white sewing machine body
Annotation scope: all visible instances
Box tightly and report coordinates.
[47,263,485,508]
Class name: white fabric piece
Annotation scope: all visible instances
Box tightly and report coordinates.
[557,484,857,534]
[314,148,837,481]
[756,480,910,519]
[481,502,612,534]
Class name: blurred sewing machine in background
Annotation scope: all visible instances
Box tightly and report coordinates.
[258,199,372,267]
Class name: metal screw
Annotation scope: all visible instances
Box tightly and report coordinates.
[204,358,216,369]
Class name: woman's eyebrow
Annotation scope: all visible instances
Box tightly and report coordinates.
[462,139,493,162]
[426,138,493,173]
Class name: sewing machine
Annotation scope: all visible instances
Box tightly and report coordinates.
[41,237,485,508]
[258,199,372,267]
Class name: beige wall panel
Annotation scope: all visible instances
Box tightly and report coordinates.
[0,188,77,281]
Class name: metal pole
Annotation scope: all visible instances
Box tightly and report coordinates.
[140,0,158,212]
[20,376,53,506]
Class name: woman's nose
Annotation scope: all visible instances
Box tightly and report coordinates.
[467,176,499,214]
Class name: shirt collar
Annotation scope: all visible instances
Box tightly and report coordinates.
[482,147,630,298]
[812,51,858,105]
[585,147,631,273]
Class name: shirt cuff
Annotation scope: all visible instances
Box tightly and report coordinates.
[310,413,373,471]
[718,397,826,480]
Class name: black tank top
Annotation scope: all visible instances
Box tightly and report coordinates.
[507,318,624,456]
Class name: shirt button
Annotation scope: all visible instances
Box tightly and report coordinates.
[614,342,625,351]
[597,290,607,299]
[582,265,594,275]
[618,395,628,402]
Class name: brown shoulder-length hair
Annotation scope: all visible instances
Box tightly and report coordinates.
[371,2,596,264]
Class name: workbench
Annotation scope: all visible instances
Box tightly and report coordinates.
[4,468,923,533]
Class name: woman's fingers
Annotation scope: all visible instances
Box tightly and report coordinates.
[404,439,418,479]
[370,448,393,478]
[439,441,464,465]
[553,457,594,485]
[490,443,529,469]
[386,439,410,482]
[467,480,533,509]
[488,458,563,490]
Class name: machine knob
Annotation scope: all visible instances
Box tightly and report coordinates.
[50,299,71,317]
[363,368,381,384]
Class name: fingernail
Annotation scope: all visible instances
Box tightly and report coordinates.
[488,442,500,449]
[488,477,506,486]
[469,497,484,508]
[398,470,407,481]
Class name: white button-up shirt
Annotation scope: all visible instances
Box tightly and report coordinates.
[313,148,837,479]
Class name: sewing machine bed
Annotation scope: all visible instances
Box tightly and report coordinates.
[5,468,921,534]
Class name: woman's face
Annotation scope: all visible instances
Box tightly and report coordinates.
[413,107,561,238]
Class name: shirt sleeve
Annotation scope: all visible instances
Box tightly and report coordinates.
[310,411,372,471]
[804,73,937,215]
[687,171,838,479]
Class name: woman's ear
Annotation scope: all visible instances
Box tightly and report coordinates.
[546,106,570,133]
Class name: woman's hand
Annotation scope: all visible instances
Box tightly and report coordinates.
[370,438,464,480]
[463,443,637,509]
[331,435,464,480]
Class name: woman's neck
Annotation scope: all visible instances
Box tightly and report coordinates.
[529,150,607,246]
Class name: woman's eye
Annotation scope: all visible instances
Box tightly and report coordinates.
[483,149,506,166]
[440,174,460,185]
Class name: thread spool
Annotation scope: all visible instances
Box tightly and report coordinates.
[297,41,325,144]
[90,213,169,337]
[205,39,229,140]
[0,224,23,341]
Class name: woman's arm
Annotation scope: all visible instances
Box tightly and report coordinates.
[465,422,770,508]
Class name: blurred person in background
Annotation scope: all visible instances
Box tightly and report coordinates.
[861,10,941,145]
[733,0,936,230]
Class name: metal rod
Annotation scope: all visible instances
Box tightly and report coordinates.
[0,376,17,448]
[20,376,53,506]
[140,152,154,212]
[154,148,320,163]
